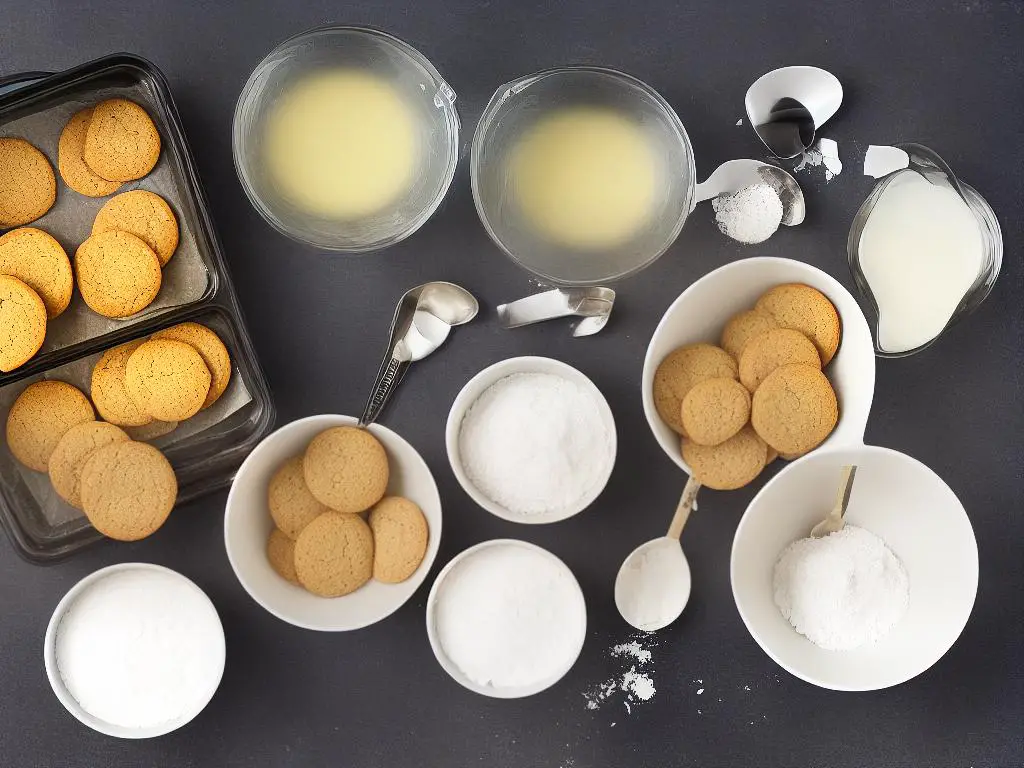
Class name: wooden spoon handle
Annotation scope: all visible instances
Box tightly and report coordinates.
[667,475,702,540]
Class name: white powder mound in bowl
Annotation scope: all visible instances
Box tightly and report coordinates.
[712,183,783,244]
[457,372,613,516]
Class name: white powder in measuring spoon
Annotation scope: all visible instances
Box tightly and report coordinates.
[434,544,585,689]
[773,525,909,651]
[55,568,224,730]
[712,183,783,244]
[458,372,613,516]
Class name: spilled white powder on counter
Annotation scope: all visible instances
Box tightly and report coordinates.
[773,525,909,650]
[458,372,613,516]
[712,183,783,244]
[583,636,657,712]
[794,137,843,181]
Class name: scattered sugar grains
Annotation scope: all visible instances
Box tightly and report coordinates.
[794,137,843,181]
[712,183,783,244]
[583,637,657,712]
[773,525,909,651]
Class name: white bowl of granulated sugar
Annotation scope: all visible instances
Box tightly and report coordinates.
[445,356,617,524]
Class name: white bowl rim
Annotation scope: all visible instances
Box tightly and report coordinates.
[729,442,979,691]
[641,256,876,473]
[424,538,587,698]
[223,413,442,631]
[445,356,618,524]
[43,562,226,739]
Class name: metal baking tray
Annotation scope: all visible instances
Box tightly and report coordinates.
[0,54,275,563]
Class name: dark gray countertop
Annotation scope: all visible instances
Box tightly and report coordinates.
[1,1,1022,766]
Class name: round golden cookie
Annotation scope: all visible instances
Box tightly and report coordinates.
[92,190,179,266]
[739,327,821,393]
[83,99,161,182]
[766,446,780,464]
[0,275,46,373]
[57,108,122,197]
[124,419,178,441]
[268,455,330,539]
[751,363,839,455]
[0,138,56,227]
[779,450,806,461]
[653,343,738,435]
[80,441,176,541]
[48,421,129,509]
[124,339,212,422]
[90,339,153,427]
[368,496,428,584]
[680,377,751,447]
[303,426,390,514]
[720,309,779,360]
[293,512,374,597]
[152,322,231,408]
[0,227,74,318]
[267,528,300,586]
[755,283,841,366]
[682,425,768,491]
[75,231,162,318]
[5,380,94,472]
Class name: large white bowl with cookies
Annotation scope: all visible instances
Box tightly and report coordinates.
[224,414,442,631]
[642,257,876,478]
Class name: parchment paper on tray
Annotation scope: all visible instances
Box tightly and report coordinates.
[0,337,252,528]
[0,83,211,356]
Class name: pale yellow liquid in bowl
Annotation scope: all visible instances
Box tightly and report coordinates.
[263,69,418,220]
[507,106,659,250]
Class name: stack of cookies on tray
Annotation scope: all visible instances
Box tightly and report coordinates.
[0,98,179,372]
[653,283,841,490]
[266,426,430,597]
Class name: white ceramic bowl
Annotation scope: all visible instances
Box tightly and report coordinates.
[44,563,225,739]
[445,356,617,524]
[731,444,978,690]
[224,414,442,631]
[642,257,876,472]
[425,539,587,698]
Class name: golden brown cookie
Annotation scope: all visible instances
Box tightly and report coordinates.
[80,441,176,541]
[124,419,178,441]
[682,425,768,491]
[268,455,330,539]
[90,340,153,427]
[653,344,738,435]
[83,99,161,182]
[0,138,56,227]
[124,339,212,422]
[92,190,179,266]
[368,497,428,584]
[303,426,390,514]
[755,283,842,366]
[680,377,751,447]
[720,309,780,360]
[152,322,231,408]
[48,421,130,509]
[739,327,821,393]
[293,512,374,597]
[75,231,162,318]
[751,363,839,455]
[0,227,74,318]
[766,446,779,464]
[779,450,806,461]
[5,380,94,472]
[0,275,46,373]
[267,528,300,586]
[57,108,122,197]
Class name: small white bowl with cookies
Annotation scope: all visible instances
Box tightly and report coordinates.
[224,414,441,631]
[642,257,876,488]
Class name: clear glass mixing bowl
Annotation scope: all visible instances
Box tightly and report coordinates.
[471,67,695,286]
[233,26,460,252]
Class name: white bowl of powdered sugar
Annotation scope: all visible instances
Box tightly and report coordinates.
[446,356,616,524]
[731,444,978,691]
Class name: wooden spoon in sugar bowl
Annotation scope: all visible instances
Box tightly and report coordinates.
[810,465,858,538]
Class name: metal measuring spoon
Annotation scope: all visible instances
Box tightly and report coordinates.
[359,282,478,426]
[745,66,843,159]
[810,465,858,538]
[615,476,701,632]
[497,287,616,337]
[694,159,805,226]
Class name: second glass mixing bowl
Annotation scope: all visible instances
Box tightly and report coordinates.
[471,67,695,286]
